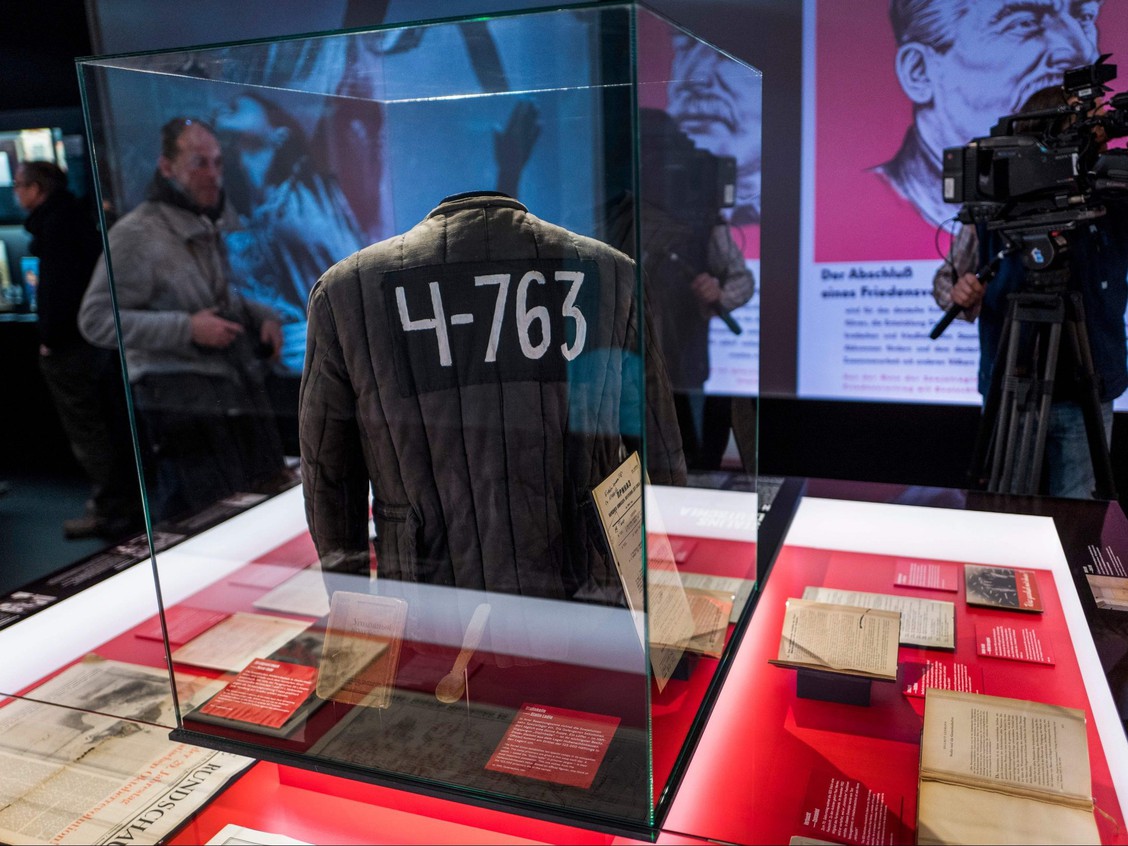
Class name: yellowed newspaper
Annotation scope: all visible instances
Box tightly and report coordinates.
[0,657,252,845]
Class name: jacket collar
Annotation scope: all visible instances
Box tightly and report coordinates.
[426,191,526,219]
[150,195,240,242]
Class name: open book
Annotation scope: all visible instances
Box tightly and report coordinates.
[917,689,1099,845]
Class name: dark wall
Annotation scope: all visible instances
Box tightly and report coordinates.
[0,323,81,474]
[758,397,982,489]
[0,1,91,111]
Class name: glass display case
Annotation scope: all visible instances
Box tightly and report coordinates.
[63,2,762,834]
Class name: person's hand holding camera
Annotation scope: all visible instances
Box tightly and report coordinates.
[190,307,244,349]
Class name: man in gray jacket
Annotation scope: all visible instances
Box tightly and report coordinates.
[300,191,685,605]
[80,117,285,523]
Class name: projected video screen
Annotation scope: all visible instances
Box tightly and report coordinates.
[86,7,762,391]
[798,0,1128,407]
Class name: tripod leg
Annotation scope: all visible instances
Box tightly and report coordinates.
[981,294,1065,496]
[1059,292,1116,499]
[1023,323,1061,495]
[993,315,1047,494]
[995,378,1026,493]
[984,309,1023,492]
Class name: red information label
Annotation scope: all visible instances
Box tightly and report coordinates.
[901,659,983,698]
[796,769,909,845]
[134,606,229,645]
[669,537,698,565]
[484,703,620,790]
[893,560,959,593]
[976,622,1055,665]
[199,658,317,729]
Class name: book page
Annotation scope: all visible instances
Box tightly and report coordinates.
[802,586,954,649]
[252,567,330,618]
[920,690,1092,806]
[592,452,646,617]
[591,453,695,691]
[771,599,900,680]
[678,588,733,658]
[681,572,755,623]
[917,780,1098,845]
[171,612,310,673]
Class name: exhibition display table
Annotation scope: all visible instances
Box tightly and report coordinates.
[3,481,1127,844]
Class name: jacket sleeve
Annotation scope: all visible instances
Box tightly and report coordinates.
[710,223,756,314]
[78,254,122,350]
[932,224,981,322]
[299,275,372,583]
[79,217,194,352]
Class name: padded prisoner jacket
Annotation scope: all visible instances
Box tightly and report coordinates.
[299,192,685,603]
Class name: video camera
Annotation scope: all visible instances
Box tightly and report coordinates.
[639,108,736,229]
[941,55,1128,226]
[930,56,1128,341]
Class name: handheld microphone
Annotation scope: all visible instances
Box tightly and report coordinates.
[929,249,1007,340]
[711,303,743,335]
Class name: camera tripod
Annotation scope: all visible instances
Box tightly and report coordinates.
[967,263,1116,499]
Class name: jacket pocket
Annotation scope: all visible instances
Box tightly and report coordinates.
[372,501,420,580]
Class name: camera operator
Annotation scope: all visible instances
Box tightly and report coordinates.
[933,85,1128,498]
[633,110,755,470]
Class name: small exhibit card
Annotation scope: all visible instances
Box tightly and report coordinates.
[796,769,909,845]
[198,658,317,730]
[1085,544,1128,577]
[484,703,619,790]
[893,559,959,592]
[976,622,1054,665]
[901,659,983,699]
